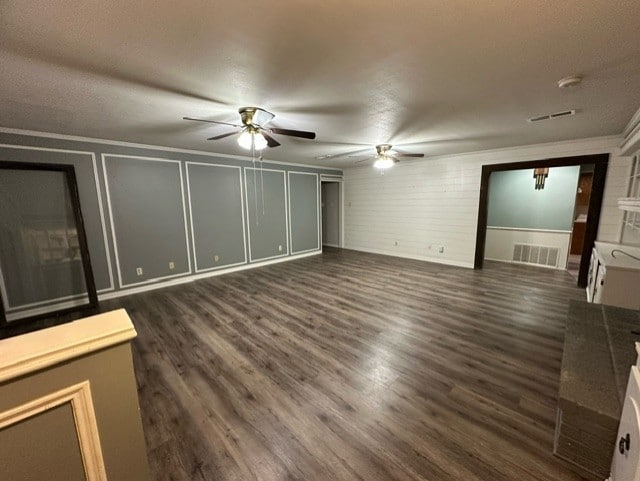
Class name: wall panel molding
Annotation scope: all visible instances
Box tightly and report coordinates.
[101,153,192,288]
[287,171,320,255]
[185,161,248,273]
[0,381,108,481]
[244,167,290,262]
[0,144,115,299]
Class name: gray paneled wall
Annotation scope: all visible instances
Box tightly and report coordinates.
[0,145,113,293]
[186,162,246,271]
[103,155,191,287]
[289,172,320,254]
[245,167,289,261]
[0,130,341,315]
[0,169,87,307]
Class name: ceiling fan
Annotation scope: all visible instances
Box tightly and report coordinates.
[349,144,425,169]
[183,107,316,150]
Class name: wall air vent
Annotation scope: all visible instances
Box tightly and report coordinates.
[527,110,576,123]
[512,243,559,268]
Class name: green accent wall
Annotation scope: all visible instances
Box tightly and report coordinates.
[487,166,580,231]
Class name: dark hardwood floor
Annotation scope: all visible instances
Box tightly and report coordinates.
[103,248,589,481]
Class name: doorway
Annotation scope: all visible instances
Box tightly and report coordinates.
[567,165,594,278]
[474,154,609,287]
[321,181,342,248]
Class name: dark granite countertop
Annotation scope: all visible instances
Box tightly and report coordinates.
[559,300,640,419]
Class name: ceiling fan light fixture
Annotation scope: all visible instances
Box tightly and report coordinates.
[237,130,268,150]
[373,157,394,169]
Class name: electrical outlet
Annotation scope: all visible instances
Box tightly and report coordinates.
[214,255,219,262]
[136,267,143,276]
[438,246,445,254]
[394,241,398,246]
[278,245,283,252]
[169,261,175,270]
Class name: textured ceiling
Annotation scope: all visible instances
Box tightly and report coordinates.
[1,1,640,167]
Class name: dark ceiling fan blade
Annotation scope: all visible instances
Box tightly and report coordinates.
[183,116,242,128]
[269,127,316,140]
[354,157,373,164]
[348,151,373,158]
[261,132,281,148]
[393,152,425,158]
[207,131,238,141]
[317,148,371,160]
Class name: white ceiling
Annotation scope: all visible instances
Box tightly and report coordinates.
[1,1,640,168]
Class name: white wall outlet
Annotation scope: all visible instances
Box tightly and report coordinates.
[136,267,143,276]
[169,261,175,270]
[278,245,283,252]
[214,255,219,262]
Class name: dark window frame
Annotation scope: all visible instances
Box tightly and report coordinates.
[0,160,98,335]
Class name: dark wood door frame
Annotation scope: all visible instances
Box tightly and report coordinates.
[0,160,99,335]
[474,154,609,287]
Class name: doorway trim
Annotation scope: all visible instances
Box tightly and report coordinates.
[474,154,609,287]
[320,177,344,248]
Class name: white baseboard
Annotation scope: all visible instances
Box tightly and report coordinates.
[484,257,566,270]
[5,251,322,320]
[343,246,474,268]
[100,250,322,300]
[5,297,90,322]
[322,243,341,248]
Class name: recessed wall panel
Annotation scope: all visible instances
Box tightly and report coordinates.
[245,168,288,261]
[0,146,112,293]
[289,172,319,254]
[186,163,246,271]
[103,155,190,286]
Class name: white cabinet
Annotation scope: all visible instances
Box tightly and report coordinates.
[610,367,640,481]
[586,242,640,310]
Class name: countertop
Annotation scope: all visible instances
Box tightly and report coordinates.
[559,300,640,419]
[594,241,640,271]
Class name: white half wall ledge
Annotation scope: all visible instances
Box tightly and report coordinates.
[0,309,136,384]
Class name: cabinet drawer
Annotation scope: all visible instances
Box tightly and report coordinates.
[610,367,640,481]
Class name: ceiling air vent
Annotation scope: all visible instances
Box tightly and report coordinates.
[527,110,576,123]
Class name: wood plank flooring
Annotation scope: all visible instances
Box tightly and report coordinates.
[102,248,589,481]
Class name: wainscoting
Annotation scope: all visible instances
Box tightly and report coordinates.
[484,227,572,269]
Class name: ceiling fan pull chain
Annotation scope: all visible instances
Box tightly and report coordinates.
[260,153,265,216]
[252,143,259,226]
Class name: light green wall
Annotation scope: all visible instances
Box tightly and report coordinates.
[487,166,580,231]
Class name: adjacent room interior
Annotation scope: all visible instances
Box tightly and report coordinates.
[2,2,640,481]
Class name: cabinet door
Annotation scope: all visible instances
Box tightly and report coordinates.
[593,264,606,304]
[610,368,640,481]
[587,250,598,302]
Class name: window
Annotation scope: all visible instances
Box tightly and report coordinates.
[622,154,640,236]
